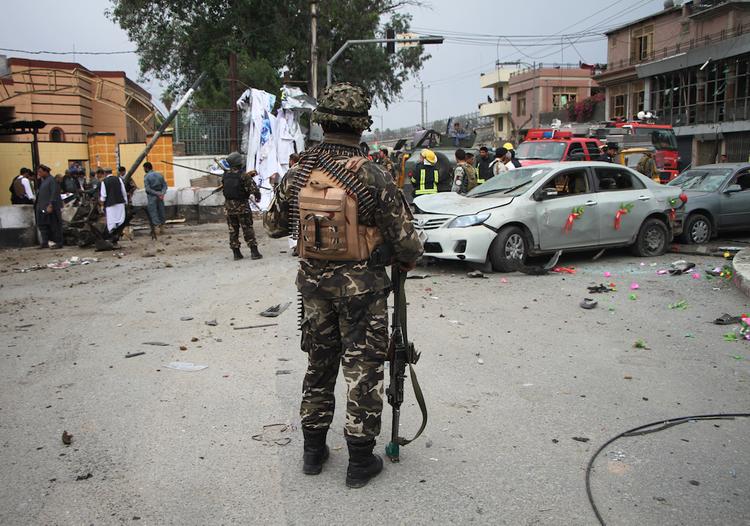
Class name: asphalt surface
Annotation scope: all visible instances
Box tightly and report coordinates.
[1,224,749,525]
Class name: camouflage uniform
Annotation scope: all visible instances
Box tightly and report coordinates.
[224,171,260,249]
[264,85,423,440]
[377,157,396,180]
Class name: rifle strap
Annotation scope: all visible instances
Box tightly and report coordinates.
[400,363,427,446]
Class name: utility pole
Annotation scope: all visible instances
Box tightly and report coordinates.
[229,51,238,151]
[420,83,425,128]
[310,0,318,99]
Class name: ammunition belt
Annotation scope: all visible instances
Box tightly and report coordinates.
[289,143,377,240]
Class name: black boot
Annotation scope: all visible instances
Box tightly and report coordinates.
[345,437,383,488]
[232,247,243,260]
[302,428,329,475]
[250,244,263,260]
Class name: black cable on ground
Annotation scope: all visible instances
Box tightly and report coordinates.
[585,413,750,526]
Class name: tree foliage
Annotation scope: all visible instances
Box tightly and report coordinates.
[107,0,429,108]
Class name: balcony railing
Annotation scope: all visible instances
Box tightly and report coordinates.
[479,100,511,117]
[607,23,748,72]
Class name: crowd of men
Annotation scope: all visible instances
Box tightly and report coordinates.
[8,163,167,249]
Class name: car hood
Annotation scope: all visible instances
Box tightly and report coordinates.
[414,192,514,215]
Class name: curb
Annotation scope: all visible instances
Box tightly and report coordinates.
[732,248,750,298]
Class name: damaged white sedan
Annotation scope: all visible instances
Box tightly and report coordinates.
[412,162,686,271]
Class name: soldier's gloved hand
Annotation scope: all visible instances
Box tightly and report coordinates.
[254,191,261,201]
[399,260,417,272]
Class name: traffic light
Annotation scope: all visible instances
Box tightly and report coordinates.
[386,28,395,54]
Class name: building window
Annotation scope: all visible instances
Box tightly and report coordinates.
[496,116,504,132]
[609,85,628,119]
[631,25,654,62]
[517,94,526,115]
[553,87,577,111]
[50,128,65,142]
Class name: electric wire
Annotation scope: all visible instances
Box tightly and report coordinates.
[585,413,750,526]
[0,47,136,55]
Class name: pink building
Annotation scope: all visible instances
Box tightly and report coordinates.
[508,65,600,131]
[595,0,750,165]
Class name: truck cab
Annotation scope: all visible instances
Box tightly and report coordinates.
[516,129,603,166]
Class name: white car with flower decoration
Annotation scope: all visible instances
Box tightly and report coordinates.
[412,162,686,271]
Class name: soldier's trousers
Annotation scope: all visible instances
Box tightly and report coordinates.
[226,212,257,249]
[300,291,388,439]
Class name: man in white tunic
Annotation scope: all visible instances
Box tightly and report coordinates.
[99,168,127,243]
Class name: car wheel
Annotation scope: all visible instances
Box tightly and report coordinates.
[631,218,669,257]
[680,213,712,244]
[489,226,527,272]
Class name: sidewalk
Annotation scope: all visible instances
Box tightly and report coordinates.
[732,248,750,297]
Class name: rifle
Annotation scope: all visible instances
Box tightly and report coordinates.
[385,264,427,462]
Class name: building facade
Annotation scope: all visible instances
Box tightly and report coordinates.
[508,65,600,131]
[479,68,512,144]
[0,56,156,144]
[595,0,750,165]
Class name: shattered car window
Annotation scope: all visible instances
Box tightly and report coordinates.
[466,167,552,197]
[668,169,733,192]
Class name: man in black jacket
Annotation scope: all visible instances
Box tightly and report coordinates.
[35,164,63,249]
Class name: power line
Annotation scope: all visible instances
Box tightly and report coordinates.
[0,47,136,55]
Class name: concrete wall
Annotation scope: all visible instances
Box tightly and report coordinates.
[171,155,220,188]
[0,205,36,246]
[0,142,32,206]
[39,142,89,175]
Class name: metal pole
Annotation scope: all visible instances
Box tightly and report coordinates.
[123,72,206,185]
[229,52,238,151]
[420,83,425,128]
[310,0,318,99]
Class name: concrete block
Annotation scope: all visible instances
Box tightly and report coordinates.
[0,205,37,247]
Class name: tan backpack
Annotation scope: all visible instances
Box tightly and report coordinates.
[297,157,382,261]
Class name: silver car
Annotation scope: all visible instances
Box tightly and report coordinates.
[413,162,685,271]
[667,163,750,244]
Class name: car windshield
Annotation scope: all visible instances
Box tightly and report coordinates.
[668,168,733,192]
[466,167,552,197]
[515,141,567,161]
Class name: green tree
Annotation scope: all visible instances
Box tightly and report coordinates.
[107,0,429,108]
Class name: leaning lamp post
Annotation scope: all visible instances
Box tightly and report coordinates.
[327,35,444,87]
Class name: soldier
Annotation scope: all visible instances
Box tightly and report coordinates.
[452,148,476,193]
[263,83,423,488]
[222,151,262,261]
[377,147,396,180]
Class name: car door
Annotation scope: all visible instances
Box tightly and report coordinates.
[535,167,600,250]
[718,169,750,228]
[593,166,652,244]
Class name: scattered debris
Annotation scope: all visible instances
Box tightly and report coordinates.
[276,370,292,375]
[75,473,93,481]
[629,294,637,301]
[603,272,612,278]
[688,480,700,486]
[633,339,650,350]
[668,300,689,310]
[179,345,188,351]
[164,361,208,372]
[588,283,614,294]
[467,270,486,278]
[691,272,701,279]
[514,250,562,276]
[125,352,146,359]
[190,337,199,342]
[251,423,295,446]
[724,333,739,342]
[630,282,639,290]
[572,436,590,443]
[260,302,291,317]
[205,320,218,326]
[142,342,170,346]
[233,323,278,330]
[552,266,576,274]
[669,260,696,276]
[180,316,194,321]
[580,298,598,310]
[477,358,485,365]
[592,249,606,261]
[623,375,633,380]
[406,273,431,279]
[62,431,73,445]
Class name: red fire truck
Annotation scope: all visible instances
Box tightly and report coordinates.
[604,121,680,181]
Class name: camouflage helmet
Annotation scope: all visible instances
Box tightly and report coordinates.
[224,151,246,170]
[312,82,373,131]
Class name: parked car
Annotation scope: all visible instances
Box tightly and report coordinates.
[413,162,686,271]
[667,163,750,244]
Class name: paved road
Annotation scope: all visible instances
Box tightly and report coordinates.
[1,224,748,525]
